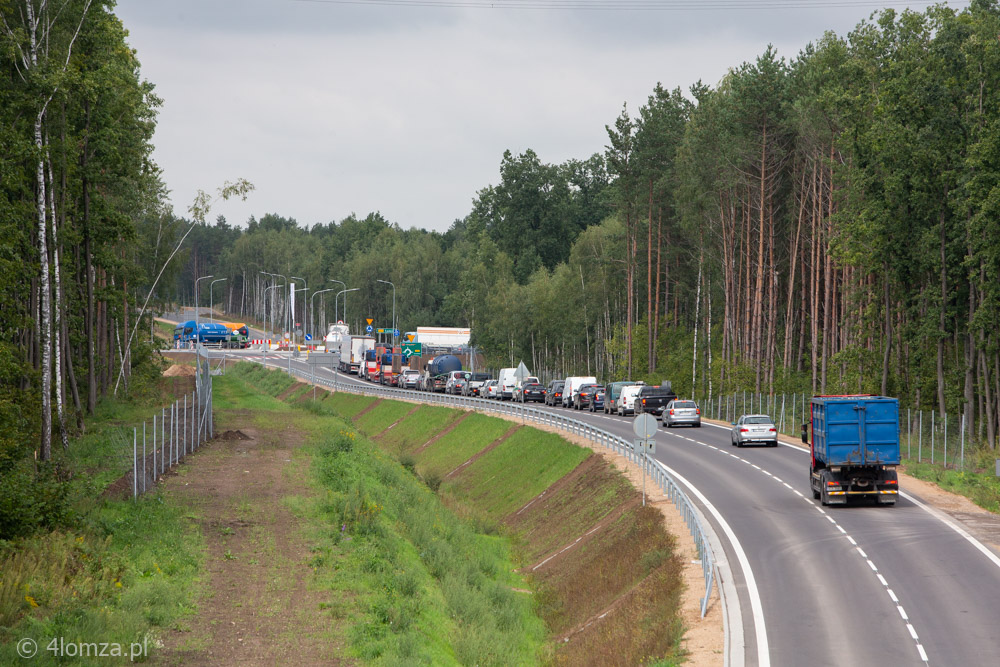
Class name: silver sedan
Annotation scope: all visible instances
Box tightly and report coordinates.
[663,399,701,427]
[731,414,779,447]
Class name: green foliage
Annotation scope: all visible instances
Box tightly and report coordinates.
[0,489,201,665]
[0,461,73,540]
[310,425,546,664]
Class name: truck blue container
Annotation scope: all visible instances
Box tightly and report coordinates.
[805,395,900,506]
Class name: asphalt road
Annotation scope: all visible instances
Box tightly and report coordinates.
[189,347,1000,666]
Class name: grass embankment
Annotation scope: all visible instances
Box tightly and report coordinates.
[902,453,1000,513]
[0,368,202,665]
[221,363,548,664]
[327,387,686,665]
[3,360,684,665]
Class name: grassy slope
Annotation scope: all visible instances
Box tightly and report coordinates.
[352,399,418,437]
[443,427,591,518]
[375,404,462,455]
[416,414,514,479]
[225,364,548,664]
[332,390,685,665]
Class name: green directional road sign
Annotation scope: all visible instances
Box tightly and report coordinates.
[402,342,422,357]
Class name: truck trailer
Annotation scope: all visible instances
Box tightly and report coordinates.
[806,395,899,506]
[338,334,374,374]
[414,327,471,349]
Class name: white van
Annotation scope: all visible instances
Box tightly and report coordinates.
[496,368,518,401]
[618,384,643,416]
[561,376,597,408]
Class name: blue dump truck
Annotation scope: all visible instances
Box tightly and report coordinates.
[805,395,900,506]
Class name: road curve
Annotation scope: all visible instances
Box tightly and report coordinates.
[194,348,1000,666]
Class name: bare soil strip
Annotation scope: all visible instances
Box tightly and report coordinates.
[155,426,346,666]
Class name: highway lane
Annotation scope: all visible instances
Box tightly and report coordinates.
[570,411,1000,666]
[196,348,1000,666]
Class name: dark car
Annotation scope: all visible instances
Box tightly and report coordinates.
[576,384,603,411]
[464,372,492,397]
[545,381,565,406]
[519,382,546,403]
[635,385,677,416]
[588,387,606,412]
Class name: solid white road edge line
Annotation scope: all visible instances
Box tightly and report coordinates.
[271,363,771,664]
[659,462,768,667]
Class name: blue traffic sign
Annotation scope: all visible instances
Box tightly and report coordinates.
[365,325,373,333]
[304,333,312,341]
[393,329,400,337]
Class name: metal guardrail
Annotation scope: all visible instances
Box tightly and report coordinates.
[281,363,716,617]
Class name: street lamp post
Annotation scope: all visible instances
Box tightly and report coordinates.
[310,288,338,341]
[376,279,396,344]
[209,278,226,324]
[263,283,284,341]
[328,279,345,324]
[293,286,307,346]
[194,274,214,342]
[337,288,360,333]
[260,271,288,336]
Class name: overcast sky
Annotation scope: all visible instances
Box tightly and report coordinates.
[113,0,965,233]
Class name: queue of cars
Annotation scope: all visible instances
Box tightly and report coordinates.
[391,368,780,446]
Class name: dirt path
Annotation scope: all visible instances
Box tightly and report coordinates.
[155,426,345,666]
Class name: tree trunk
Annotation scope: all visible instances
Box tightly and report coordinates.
[47,151,69,449]
[692,249,703,395]
[937,204,947,417]
[35,113,53,460]
[881,273,892,396]
[84,102,96,414]
[647,179,654,373]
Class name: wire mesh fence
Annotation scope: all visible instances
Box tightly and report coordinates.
[691,391,979,471]
[128,357,215,499]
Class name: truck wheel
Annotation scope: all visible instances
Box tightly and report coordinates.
[819,470,830,505]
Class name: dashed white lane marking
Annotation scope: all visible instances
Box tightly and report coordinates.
[253,359,932,664]
[658,426,930,664]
